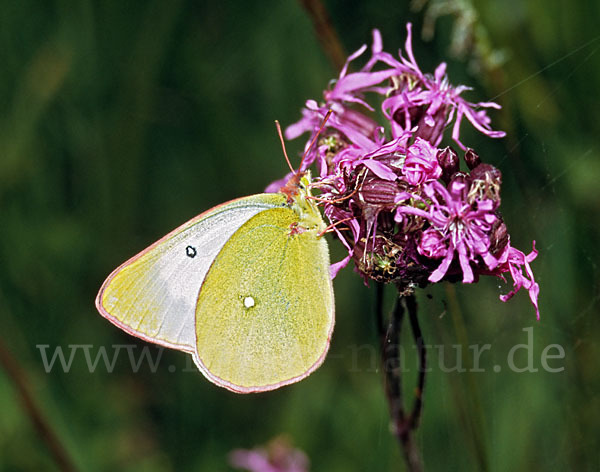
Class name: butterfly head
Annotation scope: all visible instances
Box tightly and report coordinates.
[281,171,326,235]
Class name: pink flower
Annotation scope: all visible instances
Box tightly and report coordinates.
[419,228,447,258]
[378,24,506,148]
[284,101,380,172]
[267,24,539,319]
[397,179,499,283]
[284,23,505,169]
[403,138,442,185]
[230,437,309,472]
[494,242,540,320]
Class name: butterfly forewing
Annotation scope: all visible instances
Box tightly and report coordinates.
[96,194,286,352]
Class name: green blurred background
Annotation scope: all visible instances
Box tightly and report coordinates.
[1,0,599,470]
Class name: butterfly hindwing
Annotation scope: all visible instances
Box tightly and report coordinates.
[192,206,334,392]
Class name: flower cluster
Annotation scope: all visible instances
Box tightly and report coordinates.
[270,24,539,319]
[229,437,309,472]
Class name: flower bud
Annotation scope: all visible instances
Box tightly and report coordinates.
[436,147,459,183]
[448,171,471,188]
[359,177,402,207]
[464,148,481,170]
[489,219,509,256]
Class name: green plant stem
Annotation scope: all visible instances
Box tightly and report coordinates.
[406,294,426,432]
[298,0,347,71]
[377,287,426,472]
[0,336,76,472]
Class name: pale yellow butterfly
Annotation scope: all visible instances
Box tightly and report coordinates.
[95,171,334,393]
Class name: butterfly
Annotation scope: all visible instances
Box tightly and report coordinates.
[95,171,334,393]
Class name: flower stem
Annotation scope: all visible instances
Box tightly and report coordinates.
[297,0,347,71]
[406,294,426,431]
[0,336,76,472]
[377,286,426,472]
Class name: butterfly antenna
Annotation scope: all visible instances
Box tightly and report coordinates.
[298,109,333,171]
[318,216,354,237]
[275,120,296,175]
[308,188,357,204]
